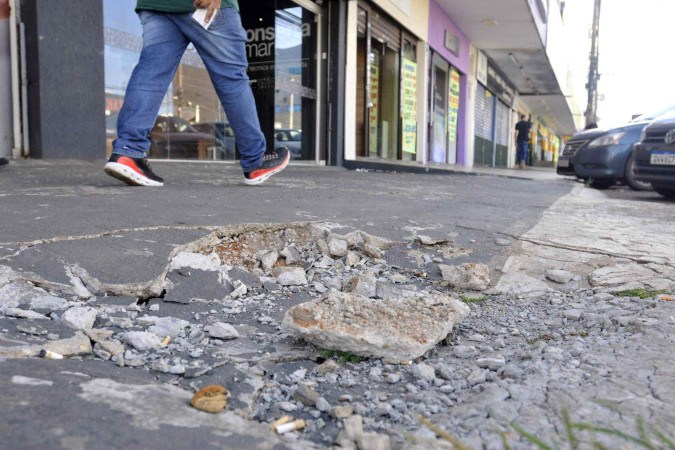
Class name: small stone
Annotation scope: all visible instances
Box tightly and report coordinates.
[316,396,331,412]
[345,251,361,267]
[477,357,506,370]
[275,267,308,286]
[93,345,112,361]
[546,269,575,284]
[278,401,298,412]
[388,274,407,284]
[260,251,279,272]
[453,345,478,359]
[149,304,160,311]
[439,263,490,291]
[229,280,247,298]
[344,414,364,441]
[563,309,582,321]
[280,246,302,263]
[363,244,382,259]
[359,432,391,450]
[29,295,68,311]
[3,308,49,320]
[314,282,328,293]
[385,373,401,384]
[315,359,339,374]
[467,369,487,385]
[294,382,320,406]
[412,363,435,382]
[60,306,98,330]
[97,339,125,356]
[204,322,239,340]
[123,331,163,351]
[330,405,354,419]
[263,280,280,292]
[329,238,349,258]
[146,316,190,338]
[495,238,511,246]
[500,363,524,380]
[314,255,335,269]
[343,273,377,298]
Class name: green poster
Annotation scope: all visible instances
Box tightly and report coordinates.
[448,68,460,143]
[401,59,417,154]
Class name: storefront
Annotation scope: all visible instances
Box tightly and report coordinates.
[473,53,515,167]
[427,0,469,165]
[103,0,325,162]
[346,0,428,164]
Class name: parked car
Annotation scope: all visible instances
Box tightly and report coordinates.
[633,112,675,199]
[557,105,675,190]
[149,116,223,160]
[274,128,302,160]
[190,121,237,160]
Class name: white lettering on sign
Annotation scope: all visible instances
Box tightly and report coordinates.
[245,23,312,60]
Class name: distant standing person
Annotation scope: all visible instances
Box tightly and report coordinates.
[514,115,532,169]
[105,0,289,187]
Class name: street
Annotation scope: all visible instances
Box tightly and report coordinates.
[0,161,673,449]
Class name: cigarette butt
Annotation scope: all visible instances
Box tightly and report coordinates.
[270,415,293,430]
[657,294,673,302]
[161,336,171,346]
[275,419,306,434]
[39,349,64,360]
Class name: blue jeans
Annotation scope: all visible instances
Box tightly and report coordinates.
[113,9,265,172]
[517,140,529,164]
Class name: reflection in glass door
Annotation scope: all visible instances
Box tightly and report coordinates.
[430,54,448,163]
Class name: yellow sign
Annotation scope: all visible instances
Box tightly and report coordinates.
[448,68,460,143]
[401,59,417,154]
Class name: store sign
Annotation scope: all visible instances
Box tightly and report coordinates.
[476,52,488,86]
[401,59,417,154]
[444,30,461,57]
[390,0,411,16]
[487,65,515,106]
[448,68,460,143]
[245,23,312,59]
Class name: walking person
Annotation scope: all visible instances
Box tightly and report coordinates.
[514,114,532,169]
[105,0,289,186]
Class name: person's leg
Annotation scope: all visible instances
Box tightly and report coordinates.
[171,10,268,173]
[113,11,190,159]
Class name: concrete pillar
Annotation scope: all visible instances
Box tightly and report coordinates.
[0,0,12,159]
[21,0,105,159]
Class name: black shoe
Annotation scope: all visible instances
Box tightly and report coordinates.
[104,154,164,186]
[0,158,8,167]
[243,147,290,186]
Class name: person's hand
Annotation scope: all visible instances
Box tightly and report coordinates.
[194,0,221,24]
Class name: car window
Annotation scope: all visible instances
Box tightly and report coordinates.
[630,104,675,122]
[288,130,302,141]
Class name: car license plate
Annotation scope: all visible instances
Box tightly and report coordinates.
[558,159,569,168]
[651,151,675,165]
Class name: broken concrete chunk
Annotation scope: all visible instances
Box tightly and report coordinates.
[439,263,490,291]
[84,328,115,343]
[168,252,221,272]
[293,382,320,406]
[260,251,279,272]
[343,415,364,441]
[145,316,190,338]
[416,235,449,246]
[123,331,163,351]
[359,433,391,450]
[328,238,349,258]
[226,268,262,288]
[16,324,48,336]
[280,246,302,264]
[275,267,308,286]
[343,273,377,298]
[495,272,549,296]
[545,269,575,284]
[164,269,232,304]
[29,295,68,312]
[60,306,98,330]
[282,290,470,361]
[330,405,354,419]
[3,308,50,320]
[314,255,335,269]
[363,244,382,259]
[344,251,361,267]
[97,339,125,356]
[205,322,239,340]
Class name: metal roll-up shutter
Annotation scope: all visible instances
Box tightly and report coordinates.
[474,84,487,139]
[370,12,400,51]
[495,99,510,166]
[357,8,367,35]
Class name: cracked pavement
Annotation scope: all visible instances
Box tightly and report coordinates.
[0,160,673,449]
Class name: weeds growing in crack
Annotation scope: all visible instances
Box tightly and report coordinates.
[502,409,675,450]
[320,350,368,365]
[459,294,488,304]
[615,288,670,299]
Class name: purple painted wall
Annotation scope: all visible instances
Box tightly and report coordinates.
[428,0,471,166]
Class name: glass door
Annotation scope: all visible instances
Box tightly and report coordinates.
[430,53,448,163]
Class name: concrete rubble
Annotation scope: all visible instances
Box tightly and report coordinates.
[1,209,674,449]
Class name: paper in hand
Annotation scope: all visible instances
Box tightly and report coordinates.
[193,8,217,30]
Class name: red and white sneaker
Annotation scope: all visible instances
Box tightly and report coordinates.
[104,154,164,187]
[243,147,290,186]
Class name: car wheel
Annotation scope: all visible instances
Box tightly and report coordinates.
[652,184,675,199]
[623,153,653,191]
[588,178,615,189]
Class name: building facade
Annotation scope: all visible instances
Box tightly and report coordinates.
[3,0,583,170]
